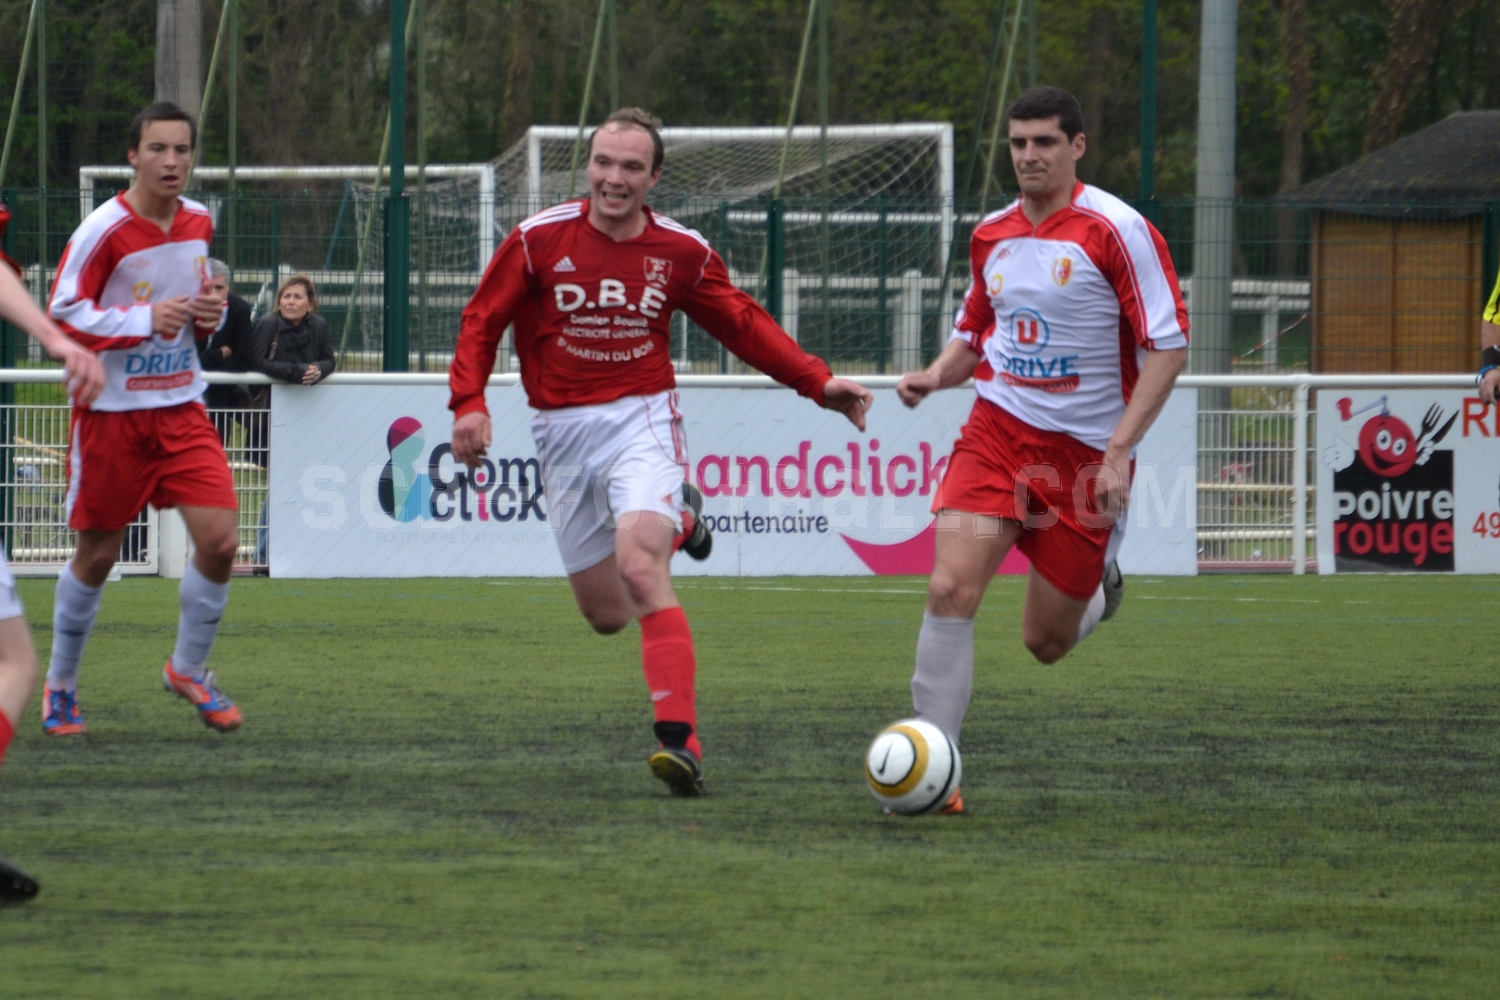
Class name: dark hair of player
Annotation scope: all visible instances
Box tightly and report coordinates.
[588,107,665,174]
[128,102,198,152]
[1006,87,1085,141]
[277,274,318,313]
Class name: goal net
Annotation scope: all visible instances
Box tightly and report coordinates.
[493,124,955,373]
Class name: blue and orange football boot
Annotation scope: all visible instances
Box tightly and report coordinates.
[162,660,243,731]
[41,684,87,736]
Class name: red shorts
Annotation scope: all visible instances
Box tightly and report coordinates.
[934,397,1125,601]
[67,402,238,533]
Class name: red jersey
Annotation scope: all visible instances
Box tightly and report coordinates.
[449,200,832,415]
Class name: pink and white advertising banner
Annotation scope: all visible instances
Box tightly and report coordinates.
[268,385,1196,578]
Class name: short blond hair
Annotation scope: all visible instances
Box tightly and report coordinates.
[588,107,665,173]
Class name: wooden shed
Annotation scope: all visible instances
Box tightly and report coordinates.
[1288,111,1500,373]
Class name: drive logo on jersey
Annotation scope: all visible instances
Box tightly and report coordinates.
[988,274,1004,296]
[132,281,153,301]
[1051,257,1074,287]
[643,256,672,287]
[1008,309,1050,354]
[1322,395,1458,571]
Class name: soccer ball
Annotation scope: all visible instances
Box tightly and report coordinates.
[864,718,962,815]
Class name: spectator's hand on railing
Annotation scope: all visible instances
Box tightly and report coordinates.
[301,364,321,385]
[451,412,492,469]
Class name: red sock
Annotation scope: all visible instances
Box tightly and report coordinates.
[640,606,701,758]
[0,710,13,770]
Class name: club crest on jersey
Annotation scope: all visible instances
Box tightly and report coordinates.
[1007,308,1050,355]
[644,256,672,287]
[1051,257,1074,287]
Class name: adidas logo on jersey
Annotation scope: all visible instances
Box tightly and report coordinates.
[552,256,577,272]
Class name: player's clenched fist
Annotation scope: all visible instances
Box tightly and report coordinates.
[896,370,940,408]
[451,411,492,468]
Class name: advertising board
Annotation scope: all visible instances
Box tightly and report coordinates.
[269,385,1197,578]
[1316,389,1500,573]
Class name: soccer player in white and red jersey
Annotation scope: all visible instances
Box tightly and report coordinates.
[450,108,873,796]
[0,204,107,904]
[896,87,1188,813]
[41,103,244,738]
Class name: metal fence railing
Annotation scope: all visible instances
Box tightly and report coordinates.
[0,402,268,577]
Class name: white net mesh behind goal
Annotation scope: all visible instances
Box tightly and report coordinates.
[493,124,952,222]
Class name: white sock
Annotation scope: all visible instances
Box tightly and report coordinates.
[1075,584,1107,645]
[172,563,230,680]
[910,612,975,745]
[47,565,104,692]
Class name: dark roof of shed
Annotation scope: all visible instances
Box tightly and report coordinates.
[1285,111,1500,215]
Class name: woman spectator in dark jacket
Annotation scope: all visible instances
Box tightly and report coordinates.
[250,275,336,385]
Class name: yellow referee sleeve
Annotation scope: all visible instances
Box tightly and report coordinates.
[1486,263,1500,323]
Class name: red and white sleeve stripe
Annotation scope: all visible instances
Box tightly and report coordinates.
[48,211,152,351]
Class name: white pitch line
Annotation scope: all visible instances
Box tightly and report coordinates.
[485,580,927,595]
[1133,595,1323,604]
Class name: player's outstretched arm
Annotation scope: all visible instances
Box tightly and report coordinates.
[896,339,980,408]
[0,264,105,407]
[822,377,874,431]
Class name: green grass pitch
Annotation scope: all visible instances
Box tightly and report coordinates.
[1,573,1496,998]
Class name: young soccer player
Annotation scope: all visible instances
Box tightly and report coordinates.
[895,87,1188,812]
[0,205,107,904]
[41,102,244,738]
[450,108,873,796]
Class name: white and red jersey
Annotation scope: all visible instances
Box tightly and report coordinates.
[449,199,832,415]
[49,193,213,412]
[952,181,1188,451]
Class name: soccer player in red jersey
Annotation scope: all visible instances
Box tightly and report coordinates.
[41,103,244,738]
[896,88,1188,813]
[450,108,873,796]
[0,205,107,904]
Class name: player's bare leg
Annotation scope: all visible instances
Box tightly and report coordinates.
[161,506,242,730]
[571,510,703,795]
[0,617,42,903]
[912,511,1021,746]
[0,618,38,732]
[42,527,126,735]
[566,556,639,635]
[1019,570,1097,665]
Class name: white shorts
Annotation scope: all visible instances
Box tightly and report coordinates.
[531,391,691,575]
[0,555,22,621]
